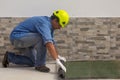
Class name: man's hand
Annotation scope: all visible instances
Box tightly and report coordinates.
[58,55,66,62]
[56,59,66,72]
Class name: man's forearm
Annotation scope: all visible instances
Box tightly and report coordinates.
[46,42,58,60]
[46,42,67,72]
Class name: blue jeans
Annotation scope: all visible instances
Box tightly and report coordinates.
[8,33,47,67]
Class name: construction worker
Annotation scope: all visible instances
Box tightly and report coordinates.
[2,10,69,73]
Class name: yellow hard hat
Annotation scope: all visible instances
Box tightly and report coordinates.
[53,10,70,28]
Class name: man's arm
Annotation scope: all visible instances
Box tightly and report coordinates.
[46,42,66,72]
[46,42,58,60]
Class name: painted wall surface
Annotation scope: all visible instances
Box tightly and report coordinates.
[0,0,120,17]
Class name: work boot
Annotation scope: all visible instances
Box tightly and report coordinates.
[2,51,9,68]
[35,65,50,72]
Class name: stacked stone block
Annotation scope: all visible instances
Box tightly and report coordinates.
[0,17,120,61]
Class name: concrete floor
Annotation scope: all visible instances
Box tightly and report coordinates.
[0,63,57,80]
[0,63,120,80]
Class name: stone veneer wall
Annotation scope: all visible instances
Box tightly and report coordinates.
[0,17,120,61]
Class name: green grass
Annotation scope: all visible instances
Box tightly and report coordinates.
[65,61,120,79]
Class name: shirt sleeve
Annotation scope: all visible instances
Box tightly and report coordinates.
[35,23,54,45]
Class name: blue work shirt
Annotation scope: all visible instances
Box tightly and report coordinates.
[10,16,55,45]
